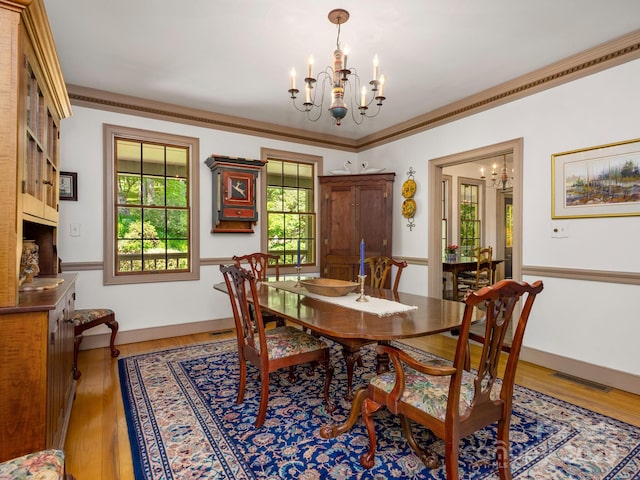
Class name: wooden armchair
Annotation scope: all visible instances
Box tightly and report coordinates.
[359,279,544,479]
[233,252,285,327]
[220,264,335,427]
[365,256,407,292]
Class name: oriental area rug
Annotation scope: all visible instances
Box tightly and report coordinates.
[118,338,640,479]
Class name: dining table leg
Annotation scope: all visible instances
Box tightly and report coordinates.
[341,347,361,401]
[319,386,368,439]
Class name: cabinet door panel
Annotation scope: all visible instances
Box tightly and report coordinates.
[358,185,389,256]
[324,188,353,254]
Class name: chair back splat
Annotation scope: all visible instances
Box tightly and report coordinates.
[220,264,335,427]
[233,252,284,326]
[359,279,544,480]
[232,252,280,281]
[364,256,407,292]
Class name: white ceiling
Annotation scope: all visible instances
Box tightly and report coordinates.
[44,1,640,142]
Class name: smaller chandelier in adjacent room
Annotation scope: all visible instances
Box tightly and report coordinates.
[481,155,513,190]
[287,9,386,126]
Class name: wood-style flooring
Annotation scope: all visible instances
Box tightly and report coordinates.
[64,330,640,480]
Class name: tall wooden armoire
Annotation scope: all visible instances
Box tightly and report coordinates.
[319,172,395,284]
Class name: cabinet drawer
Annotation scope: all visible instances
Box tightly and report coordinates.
[221,207,257,220]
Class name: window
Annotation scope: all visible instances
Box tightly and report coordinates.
[104,124,199,284]
[261,148,321,269]
[458,179,483,257]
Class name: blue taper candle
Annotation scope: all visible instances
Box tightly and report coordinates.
[360,238,365,276]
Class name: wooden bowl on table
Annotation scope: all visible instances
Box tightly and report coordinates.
[300,278,359,297]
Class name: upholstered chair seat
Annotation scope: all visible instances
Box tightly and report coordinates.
[0,449,75,479]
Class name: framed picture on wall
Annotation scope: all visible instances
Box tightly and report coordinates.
[551,138,640,218]
[60,171,78,201]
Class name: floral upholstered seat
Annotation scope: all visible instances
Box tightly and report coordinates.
[370,365,500,421]
[258,326,330,359]
[0,449,74,479]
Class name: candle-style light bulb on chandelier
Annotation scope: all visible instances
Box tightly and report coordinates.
[481,155,513,190]
[287,8,386,126]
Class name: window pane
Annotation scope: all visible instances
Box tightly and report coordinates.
[141,176,165,206]
[459,182,481,257]
[166,177,187,207]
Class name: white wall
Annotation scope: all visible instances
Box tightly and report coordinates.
[60,58,640,379]
[360,59,640,377]
[58,107,357,331]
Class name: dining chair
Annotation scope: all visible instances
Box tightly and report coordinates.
[457,246,493,300]
[364,256,407,292]
[59,258,120,379]
[233,252,285,327]
[359,279,544,479]
[220,264,335,427]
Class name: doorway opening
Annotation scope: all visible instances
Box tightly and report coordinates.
[427,138,523,298]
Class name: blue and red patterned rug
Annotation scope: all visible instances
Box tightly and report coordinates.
[118,338,639,479]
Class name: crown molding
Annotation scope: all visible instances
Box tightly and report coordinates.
[66,84,360,152]
[357,29,640,150]
[67,29,640,152]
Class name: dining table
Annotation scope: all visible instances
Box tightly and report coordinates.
[443,257,504,300]
[214,278,482,402]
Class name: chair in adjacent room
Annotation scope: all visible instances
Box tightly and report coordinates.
[233,252,285,327]
[359,279,544,480]
[364,256,407,292]
[457,246,493,300]
[220,264,335,428]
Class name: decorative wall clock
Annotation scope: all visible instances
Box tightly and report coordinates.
[205,155,266,233]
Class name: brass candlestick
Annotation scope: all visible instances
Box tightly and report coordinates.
[356,274,368,302]
[294,267,302,287]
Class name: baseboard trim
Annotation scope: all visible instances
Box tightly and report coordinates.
[78,318,236,351]
[521,346,639,396]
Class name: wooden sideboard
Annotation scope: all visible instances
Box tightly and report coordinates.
[319,172,395,284]
[0,274,77,461]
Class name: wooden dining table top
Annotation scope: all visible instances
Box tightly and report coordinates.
[214,280,479,342]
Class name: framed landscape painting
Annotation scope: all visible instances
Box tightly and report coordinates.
[552,138,640,218]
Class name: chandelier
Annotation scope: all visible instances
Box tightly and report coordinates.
[481,155,513,190]
[287,9,386,126]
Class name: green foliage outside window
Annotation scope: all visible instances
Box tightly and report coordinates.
[266,159,315,266]
[459,183,480,257]
[115,139,189,273]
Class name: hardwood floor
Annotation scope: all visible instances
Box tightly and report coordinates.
[64,330,640,479]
